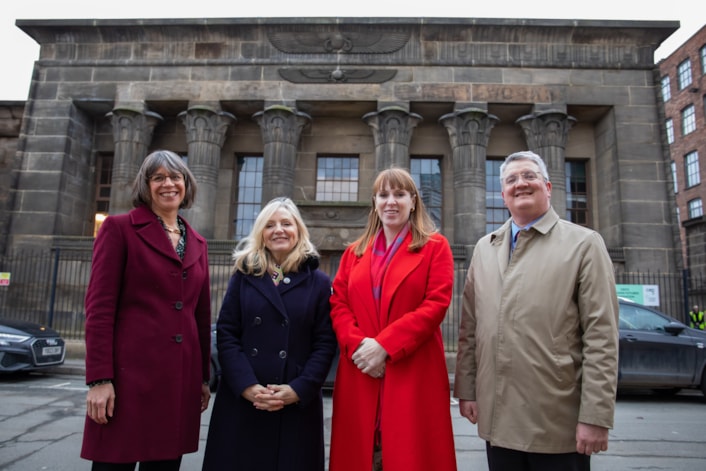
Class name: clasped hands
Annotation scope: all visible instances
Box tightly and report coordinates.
[243,384,299,412]
[352,337,387,378]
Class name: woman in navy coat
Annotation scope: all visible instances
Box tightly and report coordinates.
[82,150,212,470]
[202,197,336,471]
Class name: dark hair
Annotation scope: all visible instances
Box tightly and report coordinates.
[131,150,197,209]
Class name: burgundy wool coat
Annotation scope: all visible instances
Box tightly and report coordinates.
[81,205,211,463]
[329,232,457,471]
[202,257,336,471]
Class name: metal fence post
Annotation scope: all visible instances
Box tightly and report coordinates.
[47,248,60,328]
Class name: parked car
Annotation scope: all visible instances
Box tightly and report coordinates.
[0,318,66,373]
[618,299,706,396]
[208,323,338,392]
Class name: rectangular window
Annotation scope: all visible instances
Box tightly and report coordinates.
[410,157,443,229]
[661,75,671,101]
[485,159,507,233]
[671,161,678,194]
[682,105,696,135]
[93,154,113,236]
[316,156,359,201]
[677,59,692,90]
[701,45,706,75]
[233,156,263,240]
[686,151,700,188]
[666,119,674,144]
[566,161,589,227]
[688,198,703,218]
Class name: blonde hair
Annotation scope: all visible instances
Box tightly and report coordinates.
[232,197,319,276]
[352,167,436,257]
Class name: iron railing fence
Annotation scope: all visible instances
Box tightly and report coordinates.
[0,249,698,351]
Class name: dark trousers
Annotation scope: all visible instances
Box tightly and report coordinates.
[91,457,182,471]
[486,442,590,471]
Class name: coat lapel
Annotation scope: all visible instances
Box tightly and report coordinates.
[379,233,423,326]
[130,206,181,263]
[245,266,312,320]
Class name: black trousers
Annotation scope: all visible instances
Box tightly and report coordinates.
[91,457,182,471]
[486,442,590,471]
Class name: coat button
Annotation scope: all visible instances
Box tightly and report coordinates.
[253,317,262,325]
[250,348,258,357]
[175,335,183,343]
[175,301,183,310]
[279,350,287,359]
[281,319,288,327]
[182,271,188,279]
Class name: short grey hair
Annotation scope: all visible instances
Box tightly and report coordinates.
[131,150,197,209]
[499,151,550,183]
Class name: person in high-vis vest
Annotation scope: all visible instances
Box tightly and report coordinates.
[689,305,705,330]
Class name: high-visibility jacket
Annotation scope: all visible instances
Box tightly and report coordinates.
[689,310,705,330]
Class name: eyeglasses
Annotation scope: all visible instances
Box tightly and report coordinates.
[503,171,543,186]
[149,173,184,184]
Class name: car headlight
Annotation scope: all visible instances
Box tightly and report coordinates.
[0,332,31,344]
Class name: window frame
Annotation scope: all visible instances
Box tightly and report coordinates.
[677,59,692,91]
[685,151,700,188]
[315,155,359,202]
[682,105,696,135]
[232,155,264,240]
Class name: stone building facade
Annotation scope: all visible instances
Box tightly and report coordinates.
[3,17,682,277]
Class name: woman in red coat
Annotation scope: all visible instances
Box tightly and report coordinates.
[81,150,212,470]
[329,167,457,471]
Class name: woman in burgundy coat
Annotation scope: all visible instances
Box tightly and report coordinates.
[202,197,336,471]
[81,150,212,470]
[329,168,457,471]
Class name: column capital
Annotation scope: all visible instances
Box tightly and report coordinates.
[516,110,576,150]
[439,107,499,149]
[178,105,235,148]
[252,105,311,146]
[362,106,422,147]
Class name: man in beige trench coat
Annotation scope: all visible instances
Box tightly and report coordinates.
[454,151,619,471]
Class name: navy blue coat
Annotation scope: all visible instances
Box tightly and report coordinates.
[202,257,336,471]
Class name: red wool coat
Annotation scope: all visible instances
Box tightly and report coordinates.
[329,232,457,471]
[81,205,211,463]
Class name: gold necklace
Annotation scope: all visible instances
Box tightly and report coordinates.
[164,226,181,235]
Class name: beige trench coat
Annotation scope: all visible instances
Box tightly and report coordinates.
[454,208,619,454]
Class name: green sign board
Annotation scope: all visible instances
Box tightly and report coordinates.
[616,284,659,306]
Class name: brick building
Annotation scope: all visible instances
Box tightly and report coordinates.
[659,24,706,272]
[0,17,683,290]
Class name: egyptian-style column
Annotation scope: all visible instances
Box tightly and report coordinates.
[253,105,311,204]
[362,106,422,172]
[178,105,236,239]
[516,109,576,219]
[439,107,499,252]
[107,106,163,215]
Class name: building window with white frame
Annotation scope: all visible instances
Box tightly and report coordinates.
[410,157,442,229]
[688,198,703,219]
[316,156,359,201]
[701,44,706,74]
[685,151,700,188]
[660,75,671,101]
[566,160,589,227]
[682,105,696,135]
[677,59,692,90]
[671,160,678,194]
[233,155,263,240]
[666,118,674,144]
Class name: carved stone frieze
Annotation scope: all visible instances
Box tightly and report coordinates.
[267,27,410,54]
[278,67,397,83]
